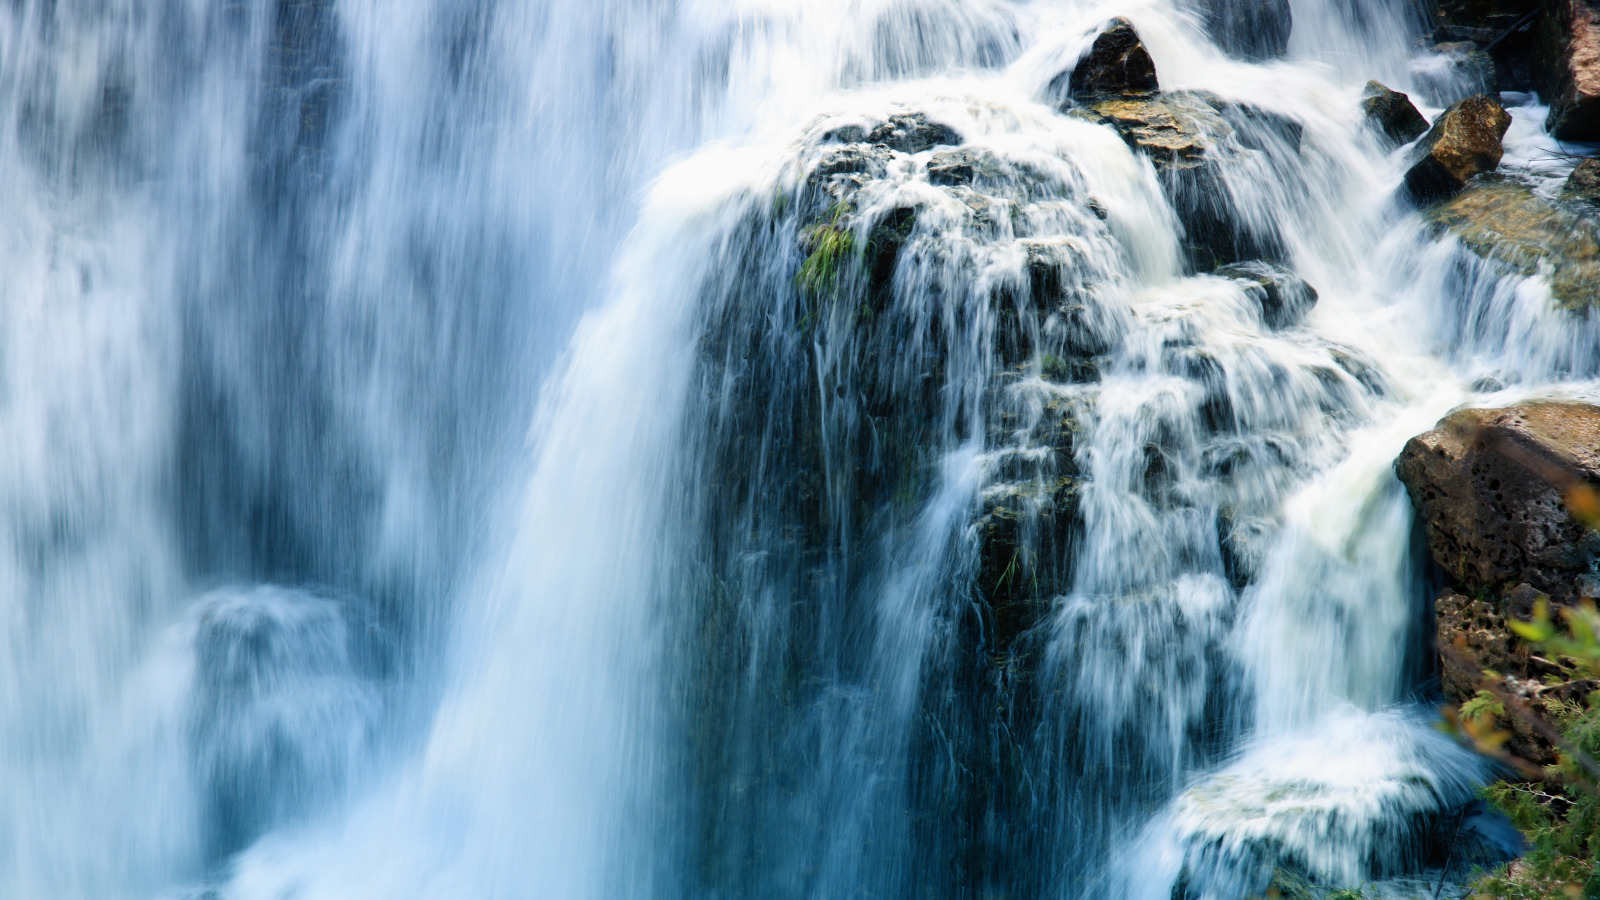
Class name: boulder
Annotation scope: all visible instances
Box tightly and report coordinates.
[1395,401,1600,601]
[1196,0,1293,60]
[1426,177,1600,310]
[1213,261,1318,328]
[1360,81,1429,145]
[1402,94,1511,200]
[1546,0,1600,140]
[1562,156,1600,202]
[1061,17,1158,102]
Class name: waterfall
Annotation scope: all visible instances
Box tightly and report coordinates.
[0,0,1581,898]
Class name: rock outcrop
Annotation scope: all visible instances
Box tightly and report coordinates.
[1061,17,1158,102]
[1426,177,1600,310]
[1397,401,1600,763]
[1361,81,1429,146]
[1403,94,1512,201]
[1546,0,1600,140]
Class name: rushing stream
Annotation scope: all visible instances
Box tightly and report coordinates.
[0,0,1591,898]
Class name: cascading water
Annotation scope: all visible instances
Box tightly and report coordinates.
[0,0,1587,898]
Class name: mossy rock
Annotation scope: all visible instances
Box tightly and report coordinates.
[1425,177,1600,310]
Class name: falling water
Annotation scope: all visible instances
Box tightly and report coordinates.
[0,0,1587,898]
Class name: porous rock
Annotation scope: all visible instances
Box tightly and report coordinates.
[1360,80,1429,145]
[1396,401,1600,601]
[1402,93,1511,200]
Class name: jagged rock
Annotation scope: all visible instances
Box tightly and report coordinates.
[1196,0,1292,60]
[1213,261,1318,328]
[1562,156,1600,202]
[1546,0,1600,140]
[1060,17,1158,102]
[1426,177,1600,310]
[1403,94,1511,200]
[1435,588,1563,765]
[1396,401,1600,601]
[1361,81,1429,145]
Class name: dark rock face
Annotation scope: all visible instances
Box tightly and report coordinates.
[1562,156,1600,202]
[1397,402,1600,601]
[1063,17,1159,102]
[1403,94,1511,201]
[1213,261,1318,328]
[1426,177,1600,310]
[928,148,1002,186]
[1196,0,1292,60]
[1360,81,1429,145]
[1546,0,1600,140]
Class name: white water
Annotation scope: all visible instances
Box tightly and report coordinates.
[0,0,1590,898]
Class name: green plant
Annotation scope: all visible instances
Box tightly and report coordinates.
[796,203,856,298]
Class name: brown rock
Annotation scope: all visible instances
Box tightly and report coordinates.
[1436,588,1560,766]
[1562,156,1600,202]
[1403,94,1512,200]
[1360,80,1428,145]
[1546,0,1600,140]
[1065,17,1158,102]
[1396,401,1600,600]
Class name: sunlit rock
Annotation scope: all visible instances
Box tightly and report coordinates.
[1396,401,1600,601]
[1360,80,1428,145]
[1425,177,1600,310]
[1402,93,1511,200]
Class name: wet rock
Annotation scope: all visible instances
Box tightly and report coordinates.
[1059,17,1159,103]
[1562,156,1600,202]
[928,148,1001,186]
[1426,177,1600,310]
[1213,261,1318,329]
[864,205,918,308]
[1196,0,1292,60]
[1360,80,1429,145]
[1402,93,1512,200]
[974,475,1080,648]
[1396,401,1600,601]
[1085,94,1219,166]
[1433,41,1501,102]
[823,113,962,154]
